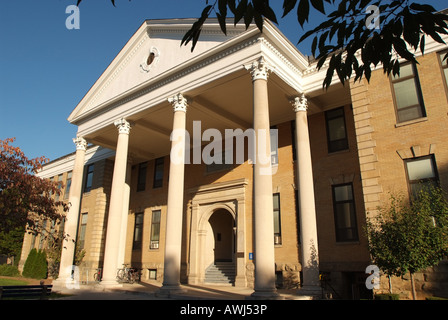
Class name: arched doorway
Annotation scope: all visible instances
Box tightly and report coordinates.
[188,179,248,287]
[204,209,236,284]
[209,209,235,262]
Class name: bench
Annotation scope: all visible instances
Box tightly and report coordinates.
[0,284,53,300]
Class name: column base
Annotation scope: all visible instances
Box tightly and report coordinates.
[155,285,187,298]
[247,290,284,300]
[296,285,322,299]
[51,278,76,292]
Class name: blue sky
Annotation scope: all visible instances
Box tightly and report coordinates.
[0,0,445,162]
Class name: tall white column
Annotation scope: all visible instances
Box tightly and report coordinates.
[292,94,321,296]
[246,57,280,299]
[157,93,188,297]
[101,119,131,287]
[117,160,132,269]
[53,137,87,290]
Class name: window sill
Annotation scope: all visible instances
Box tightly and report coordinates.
[395,117,428,128]
[335,240,360,245]
[327,148,351,156]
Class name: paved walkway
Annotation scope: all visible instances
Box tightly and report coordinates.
[53,280,317,300]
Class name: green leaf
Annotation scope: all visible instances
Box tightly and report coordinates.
[244,3,254,29]
[234,0,248,25]
[310,0,325,14]
[297,0,310,27]
[217,13,227,35]
[282,0,298,18]
[262,4,279,24]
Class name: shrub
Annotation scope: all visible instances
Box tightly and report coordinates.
[374,293,400,300]
[0,264,20,277]
[22,249,48,279]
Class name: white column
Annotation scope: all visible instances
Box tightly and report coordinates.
[101,119,132,287]
[246,57,280,299]
[53,137,87,290]
[292,94,321,295]
[117,160,132,269]
[157,93,188,296]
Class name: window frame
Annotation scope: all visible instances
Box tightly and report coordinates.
[78,213,88,249]
[150,210,161,250]
[404,155,439,199]
[325,106,349,153]
[438,50,448,100]
[390,62,426,124]
[83,164,94,193]
[137,161,148,192]
[273,193,282,245]
[133,212,144,250]
[153,157,164,188]
[332,183,359,243]
[64,171,72,200]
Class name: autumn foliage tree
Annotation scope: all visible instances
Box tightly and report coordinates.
[0,138,68,236]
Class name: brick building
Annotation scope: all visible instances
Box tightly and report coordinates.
[19,18,448,299]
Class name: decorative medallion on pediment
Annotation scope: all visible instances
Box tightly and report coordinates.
[140,46,160,73]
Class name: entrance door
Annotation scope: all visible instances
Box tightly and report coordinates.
[209,209,235,262]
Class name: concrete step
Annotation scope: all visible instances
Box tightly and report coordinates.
[205,262,236,284]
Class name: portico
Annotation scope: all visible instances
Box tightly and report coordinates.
[56,18,351,297]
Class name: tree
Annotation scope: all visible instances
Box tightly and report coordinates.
[366,187,448,299]
[0,138,68,235]
[76,0,448,89]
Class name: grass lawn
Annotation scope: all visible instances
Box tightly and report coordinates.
[0,278,29,286]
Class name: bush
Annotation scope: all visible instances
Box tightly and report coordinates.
[0,264,20,277]
[374,293,400,300]
[22,249,48,279]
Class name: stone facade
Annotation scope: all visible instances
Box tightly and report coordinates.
[18,19,448,299]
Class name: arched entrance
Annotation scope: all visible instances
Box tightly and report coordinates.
[208,209,235,263]
[188,179,248,287]
[204,209,236,284]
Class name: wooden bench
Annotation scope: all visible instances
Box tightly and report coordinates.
[0,284,52,300]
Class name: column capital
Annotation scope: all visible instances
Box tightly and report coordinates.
[291,94,308,112]
[245,56,273,81]
[168,93,189,113]
[73,137,87,151]
[114,118,132,135]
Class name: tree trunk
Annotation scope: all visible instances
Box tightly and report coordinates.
[410,272,417,300]
[388,275,393,294]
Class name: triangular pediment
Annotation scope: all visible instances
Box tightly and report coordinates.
[68,18,252,123]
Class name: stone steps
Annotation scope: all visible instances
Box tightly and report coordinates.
[205,262,236,285]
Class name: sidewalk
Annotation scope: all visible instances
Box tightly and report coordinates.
[53,280,316,300]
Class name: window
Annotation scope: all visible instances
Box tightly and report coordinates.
[64,171,72,200]
[270,126,279,165]
[133,212,144,250]
[84,164,94,193]
[55,174,63,201]
[137,162,148,192]
[332,183,359,242]
[439,51,448,91]
[291,121,297,161]
[405,155,439,199]
[78,213,88,249]
[325,107,349,153]
[391,63,426,123]
[153,158,164,188]
[150,210,161,249]
[273,193,282,245]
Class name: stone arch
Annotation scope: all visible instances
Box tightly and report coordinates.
[187,179,248,287]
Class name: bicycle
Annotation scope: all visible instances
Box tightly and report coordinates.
[116,264,140,283]
[93,268,102,282]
